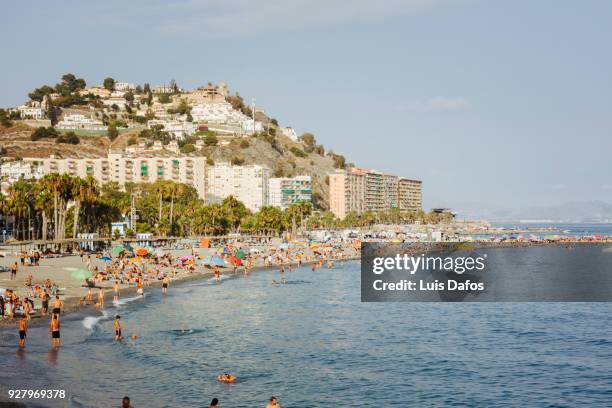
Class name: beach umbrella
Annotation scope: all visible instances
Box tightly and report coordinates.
[235,250,246,260]
[71,268,92,280]
[227,255,242,267]
[111,246,125,254]
[180,255,194,262]
[100,256,112,262]
[135,247,149,256]
[210,255,225,267]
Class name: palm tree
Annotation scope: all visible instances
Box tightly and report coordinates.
[39,174,64,240]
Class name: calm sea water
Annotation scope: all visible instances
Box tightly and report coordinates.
[2,246,612,407]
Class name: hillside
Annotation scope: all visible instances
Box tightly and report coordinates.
[0,123,344,210]
[0,123,110,157]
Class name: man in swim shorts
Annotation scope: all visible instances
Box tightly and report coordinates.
[18,315,27,348]
[50,314,60,348]
[52,295,63,316]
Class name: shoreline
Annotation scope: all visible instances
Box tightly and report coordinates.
[2,239,611,329]
[0,254,361,329]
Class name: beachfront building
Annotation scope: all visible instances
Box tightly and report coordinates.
[56,114,106,131]
[329,167,422,219]
[398,178,423,212]
[147,119,196,140]
[329,169,365,219]
[22,153,207,200]
[206,162,269,212]
[268,176,312,210]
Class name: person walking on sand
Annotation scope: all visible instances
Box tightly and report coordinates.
[266,396,281,408]
[18,315,27,348]
[50,314,60,348]
[10,262,17,280]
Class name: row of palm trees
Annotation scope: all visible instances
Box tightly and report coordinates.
[0,173,447,241]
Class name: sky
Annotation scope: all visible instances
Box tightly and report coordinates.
[1,0,611,212]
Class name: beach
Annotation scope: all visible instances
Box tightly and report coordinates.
[0,239,360,328]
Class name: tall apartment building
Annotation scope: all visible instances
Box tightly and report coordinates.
[329,167,422,219]
[206,162,269,212]
[268,176,312,210]
[398,178,423,212]
[22,153,207,199]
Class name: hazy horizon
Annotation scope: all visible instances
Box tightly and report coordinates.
[1,0,611,212]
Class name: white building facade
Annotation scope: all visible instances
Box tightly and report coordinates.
[206,162,269,212]
[22,153,207,199]
[56,114,106,131]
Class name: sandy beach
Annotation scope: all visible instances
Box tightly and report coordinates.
[0,240,360,328]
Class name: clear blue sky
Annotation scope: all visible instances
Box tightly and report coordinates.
[1,0,611,211]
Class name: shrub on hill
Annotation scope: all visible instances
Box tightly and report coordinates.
[290,146,307,157]
[31,127,59,141]
[55,131,80,145]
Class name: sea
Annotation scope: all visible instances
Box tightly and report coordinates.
[1,244,612,407]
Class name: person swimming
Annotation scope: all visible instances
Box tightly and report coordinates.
[217,373,236,383]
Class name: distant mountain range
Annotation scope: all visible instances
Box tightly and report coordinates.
[454,201,612,223]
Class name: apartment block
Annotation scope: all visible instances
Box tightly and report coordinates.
[329,167,422,219]
[268,176,312,210]
[206,162,269,212]
[22,153,207,199]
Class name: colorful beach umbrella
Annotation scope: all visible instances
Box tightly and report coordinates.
[210,255,225,267]
[71,268,92,280]
[135,247,149,256]
[100,256,112,262]
[234,250,246,260]
[111,246,125,254]
[227,255,242,267]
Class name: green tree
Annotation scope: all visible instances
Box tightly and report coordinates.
[103,77,116,91]
[107,124,119,140]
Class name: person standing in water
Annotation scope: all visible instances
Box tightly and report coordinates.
[98,287,105,309]
[114,315,122,341]
[18,315,27,348]
[113,281,120,302]
[50,314,60,348]
[162,276,170,294]
[52,295,64,316]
